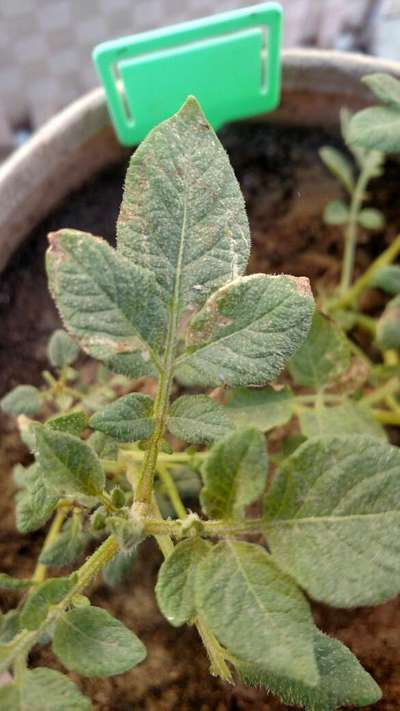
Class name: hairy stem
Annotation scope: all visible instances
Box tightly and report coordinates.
[332,234,400,311]
[144,517,265,538]
[339,155,376,296]
[31,506,70,585]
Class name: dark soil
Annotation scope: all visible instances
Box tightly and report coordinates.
[1,122,400,710]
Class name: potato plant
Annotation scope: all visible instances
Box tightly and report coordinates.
[0,87,399,710]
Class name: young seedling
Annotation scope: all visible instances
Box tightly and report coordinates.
[1,94,399,711]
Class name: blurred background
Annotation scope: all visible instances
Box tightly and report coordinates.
[0,0,399,156]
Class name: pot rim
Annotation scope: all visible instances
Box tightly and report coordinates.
[1,48,400,272]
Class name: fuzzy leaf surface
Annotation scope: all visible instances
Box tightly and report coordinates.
[264,435,400,607]
[16,465,58,534]
[323,199,349,225]
[39,520,87,567]
[298,401,386,440]
[348,106,400,152]
[117,97,250,316]
[46,229,166,366]
[47,411,89,436]
[358,207,385,230]
[177,274,314,388]
[53,606,146,677]
[0,667,91,710]
[34,425,104,497]
[377,295,400,349]
[156,538,210,626]
[237,629,381,711]
[47,329,79,368]
[288,311,351,387]
[1,385,41,417]
[224,386,294,432]
[363,73,400,106]
[200,428,267,519]
[168,395,232,444]
[102,549,137,587]
[370,265,400,295]
[20,576,74,630]
[319,147,354,193]
[196,541,318,685]
[90,393,154,442]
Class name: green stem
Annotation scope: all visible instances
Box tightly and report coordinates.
[361,378,400,407]
[332,234,400,311]
[157,463,187,519]
[339,155,376,296]
[144,517,265,538]
[196,613,233,683]
[31,506,70,585]
[371,409,400,426]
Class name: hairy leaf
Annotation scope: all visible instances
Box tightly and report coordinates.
[47,411,89,436]
[39,519,87,567]
[196,541,318,685]
[200,428,267,519]
[224,386,294,432]
[358,207,385,230]
[237,629,381,711]
[34,425,104,497]
[298,401,386,440]
[363,73,400,106]
[376,295,400,349]
[0,667,91,710]
[53,606,146,676]
[1,385,41,417]
[348,106,400,152]
[0,574,31,590]
[323,199,349,225]
[288,311,351,387]
[104,351,156,379]
[20,577,74,630]
[264,435,400,607]
[90,393,154,442]
[319,147,354,193]
[16,465,58,534]
[46,229,166,366]
[117,97,250,316]
[47,329,79,368]
[168,395,232,444]
[370,264,400,295]
[156,538,210,626]
[177,274,314,388]
[102,549,137,587]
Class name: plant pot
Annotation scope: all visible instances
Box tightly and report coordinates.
[1,49,400,710]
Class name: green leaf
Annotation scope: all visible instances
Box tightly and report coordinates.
[0,635,26,674]
[168,395,232,444]
[196,541,318,685]
[298,401,386,440]
[47,411,89,436]
[104,351,156,379]
[46,229,166,367]
[200,428,267,519]
[0,574,31,590]
[34,424,104,497]
[1,385,41,417]
[377,295,400,349]
[348,105,400,152]
[90,393,154,442]
[20,576,74,630]
[264,435,400,607]
[322,199,349,225]
[39,519,87,567]
[319,147,354,193]
[224,386,294,432]
[117,96,250,317]
[0,610,20,644]
[88,431,119,459]
[156,538,210,626]
[177,274,314,388]
[53,606,146,677]
[102,549,137,587]
[358,207,385,230]
[0,668,91,710]
[370,264,400,295]
[363,72,400,106]
[237,629,381,711]
[16,465,58,534]
[288,311,351,388]
[47,329,79,368]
